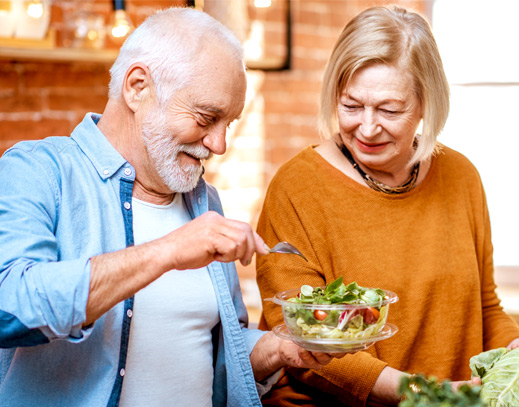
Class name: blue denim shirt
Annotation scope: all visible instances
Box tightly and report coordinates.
[0,113,265,406]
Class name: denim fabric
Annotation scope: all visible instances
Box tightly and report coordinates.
[0,113,264,406]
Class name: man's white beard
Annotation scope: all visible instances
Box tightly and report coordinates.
[142,110,210,193]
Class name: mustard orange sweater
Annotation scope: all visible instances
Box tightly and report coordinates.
[256,145,519,406]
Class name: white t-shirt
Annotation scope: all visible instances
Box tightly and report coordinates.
[119,194,219,407]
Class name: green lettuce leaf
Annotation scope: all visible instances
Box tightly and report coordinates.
[470,348,519,407]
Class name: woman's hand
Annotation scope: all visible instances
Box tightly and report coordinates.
[506,337,519,350]
[367,366,405,406]
[368,371,482,407]
[450,376,482,391]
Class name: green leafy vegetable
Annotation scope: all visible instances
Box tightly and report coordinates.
[470,348,519,407]
[294,277,387,305]
[283,277,389,340]
[398,374,487,407]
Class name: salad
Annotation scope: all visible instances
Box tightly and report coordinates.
[283,277,392,340]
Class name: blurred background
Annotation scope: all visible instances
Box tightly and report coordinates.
[0,0,517,324]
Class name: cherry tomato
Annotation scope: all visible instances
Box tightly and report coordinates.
[363,307,380,325]
[313,310,328,321]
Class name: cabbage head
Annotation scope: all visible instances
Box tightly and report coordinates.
[470,348,519,407]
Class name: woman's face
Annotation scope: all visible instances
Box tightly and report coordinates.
[337,63,423,177]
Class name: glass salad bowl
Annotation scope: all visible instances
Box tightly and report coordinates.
[265,277,399,353]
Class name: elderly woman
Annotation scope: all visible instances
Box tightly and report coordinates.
[256,6,519,406]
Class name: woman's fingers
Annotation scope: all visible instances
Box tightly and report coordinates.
[506,337,519,350]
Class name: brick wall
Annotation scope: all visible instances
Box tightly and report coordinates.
[0,0,185,154]
[0,60,110,153]
[0,0,428,286]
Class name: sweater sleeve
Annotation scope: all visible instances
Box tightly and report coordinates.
[256,156,387,406]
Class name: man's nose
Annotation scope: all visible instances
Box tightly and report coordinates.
[202,124,227,155]
[359,109,381,138]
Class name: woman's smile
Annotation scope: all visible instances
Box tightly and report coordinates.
[355,138,389,153]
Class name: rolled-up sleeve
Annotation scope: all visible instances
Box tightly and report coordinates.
[0,147,92,347]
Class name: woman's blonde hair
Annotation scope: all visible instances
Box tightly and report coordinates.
[318,6,450,164]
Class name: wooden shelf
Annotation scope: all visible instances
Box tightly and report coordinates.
[0,46,119,64]
[0,29,118,64]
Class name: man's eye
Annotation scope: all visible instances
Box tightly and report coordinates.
[199,114,216,126]
[343,104,360,110]
[381,109,398,115]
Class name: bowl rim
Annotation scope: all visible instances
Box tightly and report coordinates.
[265,286,398,309]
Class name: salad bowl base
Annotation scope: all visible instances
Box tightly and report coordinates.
[272,323,398,353]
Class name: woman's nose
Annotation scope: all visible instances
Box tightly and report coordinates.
[359,109,381,138]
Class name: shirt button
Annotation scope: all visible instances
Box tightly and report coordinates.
[103,169,109,175]
[120,368,125,377]
[198,197,201,204]
[124,202,131,210]
[124,168,132,176]
[127,309,133,318]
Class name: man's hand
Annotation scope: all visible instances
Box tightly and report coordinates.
[86,211,267,325]
[159,211,268,270]
[250,331,346,382]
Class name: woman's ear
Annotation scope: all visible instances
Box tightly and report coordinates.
[122,63,153,113]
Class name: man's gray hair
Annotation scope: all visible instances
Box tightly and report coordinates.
[108,7,244,105]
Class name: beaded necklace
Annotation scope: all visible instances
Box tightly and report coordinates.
[336,142,420,194]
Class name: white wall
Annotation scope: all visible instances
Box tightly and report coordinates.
[433,0,519,267]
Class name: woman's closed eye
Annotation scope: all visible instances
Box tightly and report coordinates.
[380,108,398,114]
[343,104,362,111]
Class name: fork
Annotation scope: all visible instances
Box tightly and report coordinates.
[264,241,308,262]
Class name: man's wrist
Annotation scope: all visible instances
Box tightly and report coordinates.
[250,332,283,382]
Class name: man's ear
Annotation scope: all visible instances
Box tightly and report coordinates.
[122,63,154,113]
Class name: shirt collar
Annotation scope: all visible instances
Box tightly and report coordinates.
[71,113,132,181]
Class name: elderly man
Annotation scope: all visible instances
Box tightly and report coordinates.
[0,7,340,407]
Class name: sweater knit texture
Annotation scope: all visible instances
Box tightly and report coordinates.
[256,144,519,407]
